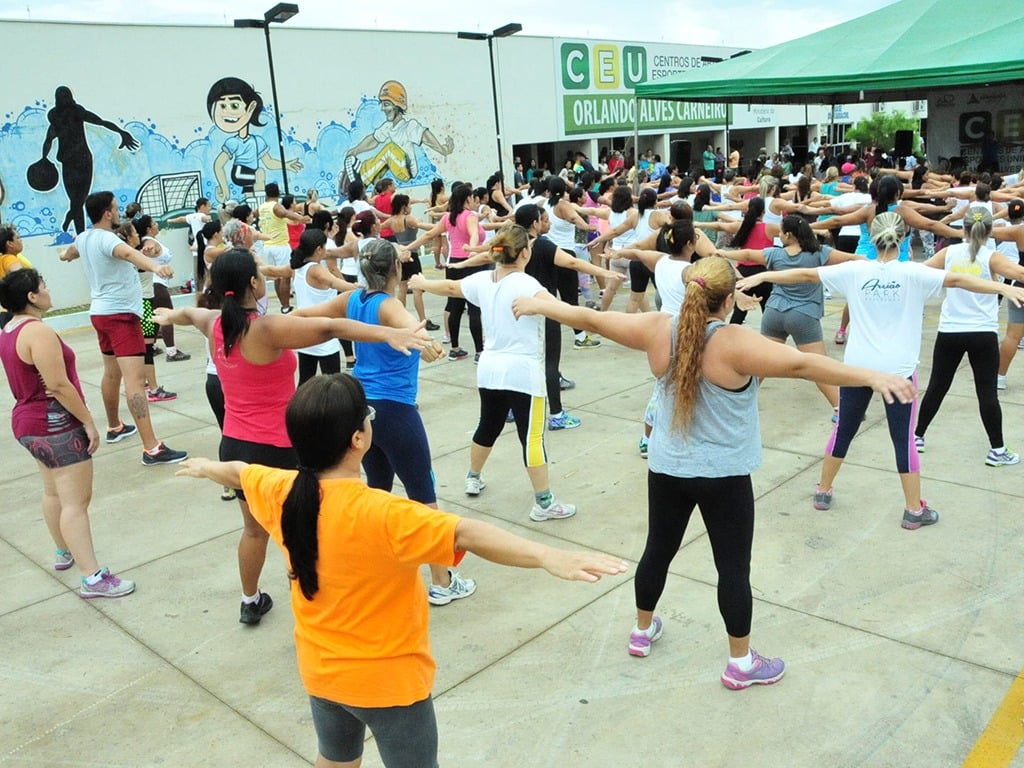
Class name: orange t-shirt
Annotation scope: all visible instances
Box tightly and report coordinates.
[241,465,464,707]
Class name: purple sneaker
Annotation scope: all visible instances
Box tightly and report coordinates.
[54,549,75,571]
[628,616,663,657]
[721,649,786,690]
[79,568,135,599]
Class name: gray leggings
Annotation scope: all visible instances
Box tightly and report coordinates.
[309,694,439,767]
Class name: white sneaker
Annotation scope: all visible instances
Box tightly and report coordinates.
[427,569,477,605]
[1018,338,1024,351]
[465,475,486,496]
[986,448,1020,467]
[529,498,577,521]
[997,374,1007,390]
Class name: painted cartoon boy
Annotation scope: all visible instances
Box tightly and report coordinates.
[342,81,454,189]
[207,77,302,204]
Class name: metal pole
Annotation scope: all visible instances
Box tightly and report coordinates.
[632,96,640,195]
[263,24,289,193]
[487,35,504,184]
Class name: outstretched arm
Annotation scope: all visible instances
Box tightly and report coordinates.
[176,458,247,489]
[512,292,669,351]
[454,518,629,583]
[714,325,917,404]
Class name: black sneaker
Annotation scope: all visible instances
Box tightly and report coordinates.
[105,422,138,444]
[449,348,469,361]
[239,592,274,624]
[141,442,188,466]
[425,319,440,331]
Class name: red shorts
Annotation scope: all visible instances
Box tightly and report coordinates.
[91,313,146,357]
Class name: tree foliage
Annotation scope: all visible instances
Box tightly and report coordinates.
[846,111,921,152]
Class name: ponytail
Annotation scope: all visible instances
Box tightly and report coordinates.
[290,228,327,270]
[964,206,993,263]
[209,248,258,356]
[281,374,368,600]
[670,256,736,430]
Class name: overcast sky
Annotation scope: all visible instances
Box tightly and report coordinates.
[0,0,901,48]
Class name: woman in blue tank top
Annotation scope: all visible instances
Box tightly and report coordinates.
[511,255,915,690]
[291,240,474,606]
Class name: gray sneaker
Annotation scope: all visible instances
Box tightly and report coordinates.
[812,486,833,511]
[901,501,939,530]
[427,569,477,606]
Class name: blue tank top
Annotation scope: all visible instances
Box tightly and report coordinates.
[347,289,420,405]
[856,203,911,261]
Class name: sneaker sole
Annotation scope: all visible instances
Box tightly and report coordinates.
[529,508,577,522]
[985,457,1020,467]
[105,429,137,444]
[465,484,485,496]
[720,669,785,690]
[79,586,136,599]
[54,561,75,571]
[427,592,453,606]
[141,454,188,466]
[628,626,663,657]
[901,515,939,530]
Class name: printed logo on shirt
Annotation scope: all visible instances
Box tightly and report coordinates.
[859,278,902,302]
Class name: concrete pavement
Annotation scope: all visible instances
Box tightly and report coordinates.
[3,284,1024,767]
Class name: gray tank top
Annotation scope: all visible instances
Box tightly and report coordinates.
[648,320,762,477]
[394,216,418,246]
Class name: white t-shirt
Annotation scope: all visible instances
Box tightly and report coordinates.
[819,259,945,377]
[142,236,173,287]
[654,257,689,317]
[372,117,426,178]
[938,244,999,334]
[830,192,872,237]
[460,270,545,396]
[185,212,207,238]
[77,228,143,317]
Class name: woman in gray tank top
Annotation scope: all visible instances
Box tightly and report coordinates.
[511,255,915,690]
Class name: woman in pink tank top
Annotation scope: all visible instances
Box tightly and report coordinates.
[0,269,134,598]
[154,248,435,625]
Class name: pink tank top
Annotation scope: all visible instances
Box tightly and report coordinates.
[444,209,477,261]
[0,318,84,439]
[738,222,774,266]
[213,316,296,447]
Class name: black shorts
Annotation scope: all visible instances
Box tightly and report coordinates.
[219,435,297,501]
[401,251,423,282]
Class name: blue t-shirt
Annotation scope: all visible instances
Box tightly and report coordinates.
[223,134,268,169]
[347,290,420,405]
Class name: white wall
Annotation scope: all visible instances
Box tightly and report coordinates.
[2,21,496,308]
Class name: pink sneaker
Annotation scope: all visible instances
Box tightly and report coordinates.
[721,649,786,690]
[628,617,663,657]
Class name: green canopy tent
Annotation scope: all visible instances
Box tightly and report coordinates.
[634,0,1024,105]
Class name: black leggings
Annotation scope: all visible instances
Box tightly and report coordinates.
[544,318,562,414]
[637,472,754,638]
[916,330,1003,447]
[555,265,584,335]
[297,351,342,385]
[629,260,654,293]
[446,264,485,352]
[340,275,358,360]
[730,264,771,325]
[473,388,547,468]
[153,283,175,346]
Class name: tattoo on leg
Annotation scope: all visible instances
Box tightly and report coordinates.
[127,392,151,422]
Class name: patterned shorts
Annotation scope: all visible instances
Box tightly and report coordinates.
[140,297,156,339]
[19,426,92,469]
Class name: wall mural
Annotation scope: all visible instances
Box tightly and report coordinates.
[0,77,455,243]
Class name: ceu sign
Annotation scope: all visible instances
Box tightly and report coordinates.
[557,40,728,137]
[561,42,646,90]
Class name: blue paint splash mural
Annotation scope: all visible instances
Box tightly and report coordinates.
[0,79,454,243]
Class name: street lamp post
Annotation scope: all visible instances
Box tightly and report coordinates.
[458,23,522,186]
[234,3,299,194]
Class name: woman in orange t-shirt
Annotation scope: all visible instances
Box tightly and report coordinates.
[176,373,627,768]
